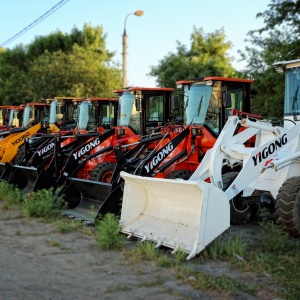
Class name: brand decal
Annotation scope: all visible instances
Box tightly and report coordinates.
[72,138,101,160]
[12,132,31,146]
[37,142,55,156]
[144,142,174,173]
[252,134,287,166]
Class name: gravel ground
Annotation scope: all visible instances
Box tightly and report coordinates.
[0,204,278,300]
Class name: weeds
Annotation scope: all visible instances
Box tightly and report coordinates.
[124,241,160,263]
[0,180,23,208]
[201,235,248,261]
[96,213,124,250]
[54,217,95,236]
[184,272,257,296]
[242,221,300,300]
[23,188,66,219]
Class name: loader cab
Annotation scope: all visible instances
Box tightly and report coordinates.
[114,87,174,136]
[48,97,85,130]
[6,105,25,128]
[176,77,253,136]
[21,103,50,127]
[0,106,12,127]
[72,97,118,132]
[85,97,118,131]
[273,59,300,125]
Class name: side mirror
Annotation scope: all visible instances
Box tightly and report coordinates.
[135,97,141,111]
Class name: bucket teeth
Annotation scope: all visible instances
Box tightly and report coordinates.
[155,237,166,248]
[140,236,147,243]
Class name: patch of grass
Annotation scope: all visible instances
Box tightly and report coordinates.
[49,239,61,247]
[200,235,248,261]
[240,221,300,300]
[183,271,257,296]
[22,188,66,220]
[135,276,164,287]
[124,240,159,263]
[53,217,95,236]
[96,213,124,250]
[0,181,23,208]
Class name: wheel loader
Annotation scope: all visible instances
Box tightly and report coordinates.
[120,59,300,259]
[5,97,119,192]
[59,77,256,223]
[57,87,179,221]
[0,105,25,132]
[0,100,54,165]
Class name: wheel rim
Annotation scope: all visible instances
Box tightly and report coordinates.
[101,171,114,183]
[232,196,250,213]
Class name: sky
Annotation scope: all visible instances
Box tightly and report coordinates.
[0,0,271,87]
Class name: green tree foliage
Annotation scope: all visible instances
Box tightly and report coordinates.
[240,0,300,119]
[149,27,237,87]
[0,24,122,104]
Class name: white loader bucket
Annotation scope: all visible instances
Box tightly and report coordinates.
[120,172,230,259]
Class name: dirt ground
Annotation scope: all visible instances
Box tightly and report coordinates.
[0,203,277,300]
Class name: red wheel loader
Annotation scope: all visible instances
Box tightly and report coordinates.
[59,77,255,223]
[120,60,300,259]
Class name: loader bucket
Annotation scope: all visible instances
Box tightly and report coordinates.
[120,172,230,259]
[61,177,114,223]
[8,165,56,193]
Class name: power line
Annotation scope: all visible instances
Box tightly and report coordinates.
[0,0,70,47]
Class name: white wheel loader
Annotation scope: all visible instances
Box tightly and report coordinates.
[120,59,300,259]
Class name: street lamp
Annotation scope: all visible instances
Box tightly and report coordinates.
[122,10,144,88]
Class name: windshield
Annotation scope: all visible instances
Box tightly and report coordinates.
[22,106,31,127]
[8,109,15,126]
[101,103,115,126]
[285,68,300,120]
[118,92,141,133]
[183,84,213,126]
[49,101,58,124]
[78,101,89,130]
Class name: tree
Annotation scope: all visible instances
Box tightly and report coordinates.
[239,0,300,119]
[0,45,30,104]
[0,24,122,104]
[149,27,237,87]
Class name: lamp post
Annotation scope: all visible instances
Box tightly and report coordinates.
[122,10,144,89]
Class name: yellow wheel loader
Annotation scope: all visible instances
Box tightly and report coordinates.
[0,102,52,163]
[120,59,300,259]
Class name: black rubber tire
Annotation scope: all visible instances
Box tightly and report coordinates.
[223,172,254,225]
[165,169,192,180]
[15,145,25,165]
[275,177,300,237]
[89,162,116,183]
